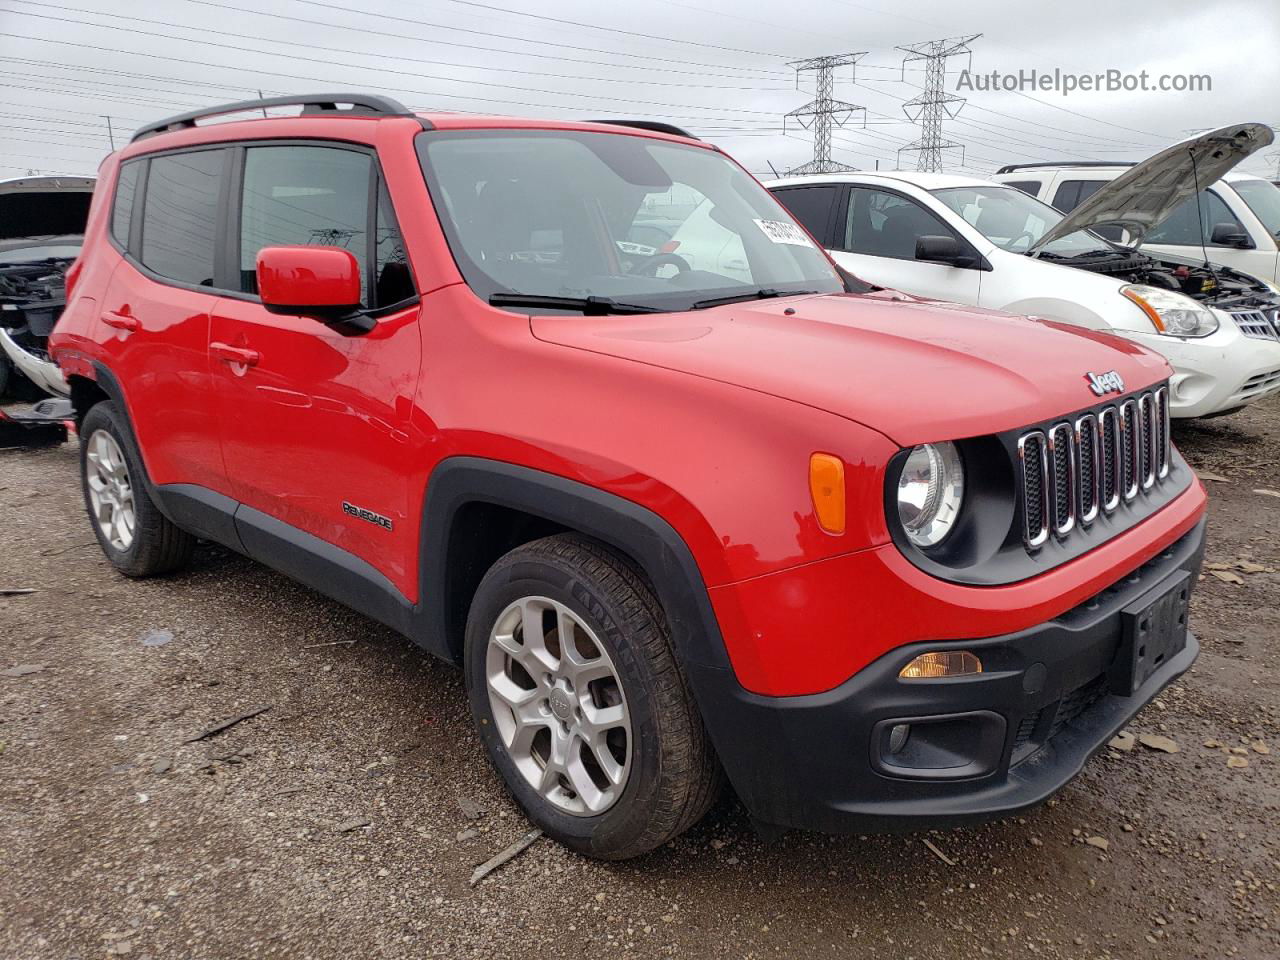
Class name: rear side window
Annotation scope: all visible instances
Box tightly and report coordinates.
[1004,179,1041,197]
[238,145,372,304]
[111,161,141,247]
[140,150,225,286]
[1051,179,1106,213]
[770,185,841,245]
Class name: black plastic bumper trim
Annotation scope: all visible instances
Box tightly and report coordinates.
[691,515,1206,833]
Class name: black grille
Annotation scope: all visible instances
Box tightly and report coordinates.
[1078,417,1097,520]
[1050,425,1072,533]
[1012,710,1041,756]
[1101,410,1117,507]
[1120,401,1136,497]
[1155,388,1169,477]
[1047,674,1108,741]
[1018,387,1171,550]
[1020,433,1047,546]
[1139,395,1155,488]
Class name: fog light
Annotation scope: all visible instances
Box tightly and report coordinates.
[899,650,982,679]
[887,723,911,754]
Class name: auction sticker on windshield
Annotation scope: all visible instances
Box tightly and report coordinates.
[753,219,814,246]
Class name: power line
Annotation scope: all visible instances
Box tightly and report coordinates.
[0,29,786,123]
[783,53,866,175]
[435,0,796,59]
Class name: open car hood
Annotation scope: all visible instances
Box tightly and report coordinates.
[0,176,95,243]
[1029,123,1274,252]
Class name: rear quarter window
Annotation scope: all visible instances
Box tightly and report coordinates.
[1003,180,1042,197]
[111,161,141,248]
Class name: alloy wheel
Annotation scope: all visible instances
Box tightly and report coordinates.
[485,596,632,816]
[85,429,136,552]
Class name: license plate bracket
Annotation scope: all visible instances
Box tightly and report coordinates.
[1110,570,1191,696]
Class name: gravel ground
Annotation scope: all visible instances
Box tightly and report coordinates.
[1,396,1278,960]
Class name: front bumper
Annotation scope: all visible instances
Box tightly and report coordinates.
[0,326,69,398]
[1126,322,1280,418]
[694,517,1205,834]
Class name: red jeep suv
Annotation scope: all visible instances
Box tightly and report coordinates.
[50,94,1207,859]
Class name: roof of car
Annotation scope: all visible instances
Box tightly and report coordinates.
[765,170,1000,191]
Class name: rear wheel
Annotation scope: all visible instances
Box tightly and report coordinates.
[465,534,721,859]
[79,402,195,577]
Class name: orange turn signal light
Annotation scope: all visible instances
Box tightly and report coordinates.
[809,453,846,535]
[899,650,983,679]
[1120,287,1165,332]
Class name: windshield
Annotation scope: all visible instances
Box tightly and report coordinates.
[416,129,843,311]
[931,185,1116,257]
[1232,179,1280,238]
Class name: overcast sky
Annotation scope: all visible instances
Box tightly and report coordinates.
[1,0,1277,181]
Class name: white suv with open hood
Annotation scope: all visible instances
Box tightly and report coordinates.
[0,174,94,400]
[994,165,1280,286]
[766,123,1280,419]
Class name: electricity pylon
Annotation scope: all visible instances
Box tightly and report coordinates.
[783,53,866,175]
[896,35,980,172]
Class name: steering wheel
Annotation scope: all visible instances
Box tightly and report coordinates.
[626,252,692,278]
[1009,230,1037,252]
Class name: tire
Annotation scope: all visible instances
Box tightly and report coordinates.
[79,401,196,578]
[464,533,722,860]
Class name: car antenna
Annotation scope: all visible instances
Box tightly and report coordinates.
[767,161,781,179]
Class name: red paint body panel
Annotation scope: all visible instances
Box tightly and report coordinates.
[49,111,1208,701]
[256,246,361,311]
[533,291,1171,447]
[208,297,425,595]
[710,480,1206,695]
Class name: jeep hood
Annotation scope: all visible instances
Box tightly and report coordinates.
[531,291,1170,447]
[1030,122,1274,252]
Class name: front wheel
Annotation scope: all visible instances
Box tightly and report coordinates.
[464,534,721,859]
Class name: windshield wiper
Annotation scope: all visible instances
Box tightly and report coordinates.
[690,288,817,310]
[488,293,662,315]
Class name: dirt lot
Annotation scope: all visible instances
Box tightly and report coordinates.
[2,397,1278,960]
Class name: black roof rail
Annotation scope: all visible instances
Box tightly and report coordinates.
[995,160,1137,174]
[587,119,700,141]
[131,93,423,143]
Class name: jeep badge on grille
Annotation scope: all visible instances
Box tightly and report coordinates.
[1085,370,1125,396]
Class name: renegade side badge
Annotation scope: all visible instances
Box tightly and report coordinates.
[342,501,393,531]
[1085,370,1125,396]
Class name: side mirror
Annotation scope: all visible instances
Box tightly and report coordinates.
[915,234,974,267]
[256,246,373,333]
[1209,222,1254,249]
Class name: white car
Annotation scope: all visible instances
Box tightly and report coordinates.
[765,123,1280,419]
[0,174,95,400]
[994,165,1280,286]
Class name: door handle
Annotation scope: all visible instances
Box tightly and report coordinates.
[210,341,261,367]
[101,311,139,331]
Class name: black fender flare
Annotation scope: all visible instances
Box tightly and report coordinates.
[418,457,734,676]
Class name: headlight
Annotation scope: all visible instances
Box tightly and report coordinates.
[1120,284,1219,338]
[896,442,964,548]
